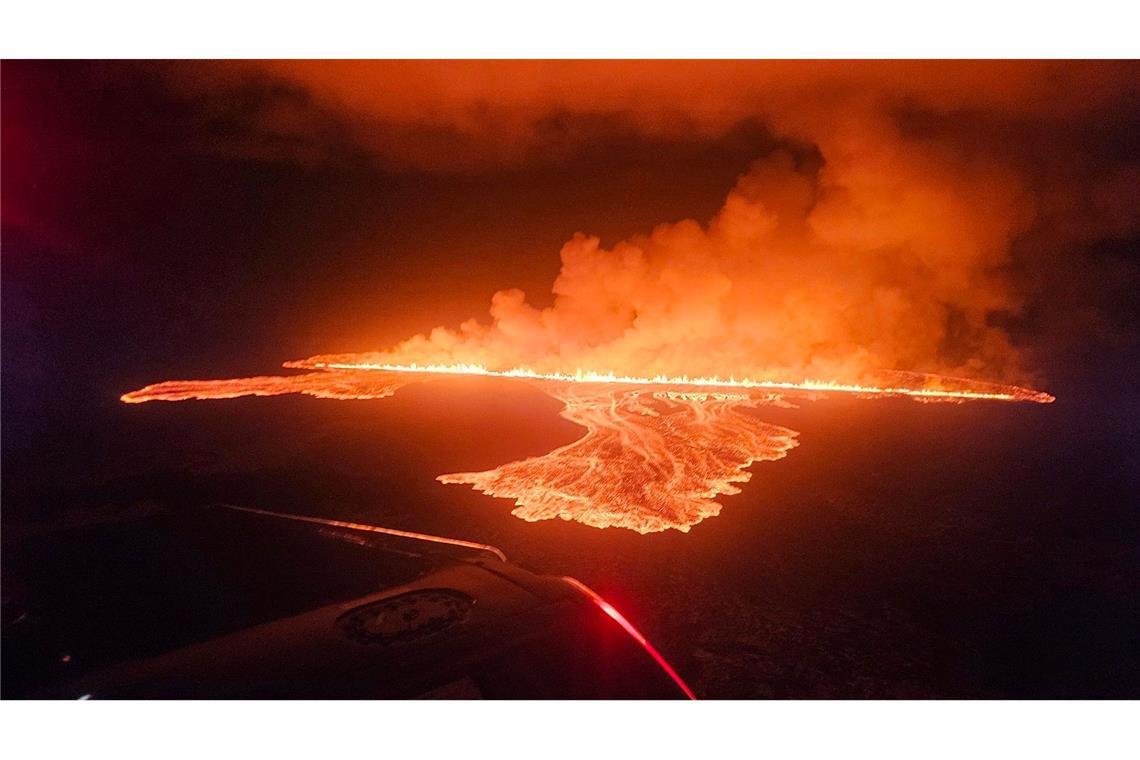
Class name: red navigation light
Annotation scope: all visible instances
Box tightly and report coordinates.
[562,577,697,700]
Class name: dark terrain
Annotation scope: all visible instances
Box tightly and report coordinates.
[3,369,1137,698]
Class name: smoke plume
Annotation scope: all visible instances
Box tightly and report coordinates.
[298,116,1035,382]
[174,61,1139,384]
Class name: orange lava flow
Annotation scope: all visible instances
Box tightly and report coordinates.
[120,361,1054,533]
[120,371,411,403]
[439,384,798,533]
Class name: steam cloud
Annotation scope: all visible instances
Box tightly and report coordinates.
[302,118,1033,383]
[181,61,1139,383]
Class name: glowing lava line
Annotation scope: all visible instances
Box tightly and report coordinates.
[298,361,1056,404]
[120,372,411,404]
[120,358,1055,533]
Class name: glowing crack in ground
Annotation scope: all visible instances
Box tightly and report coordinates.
[121,362,1053,533]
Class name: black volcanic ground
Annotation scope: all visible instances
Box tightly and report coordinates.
[3,372,1137,698]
